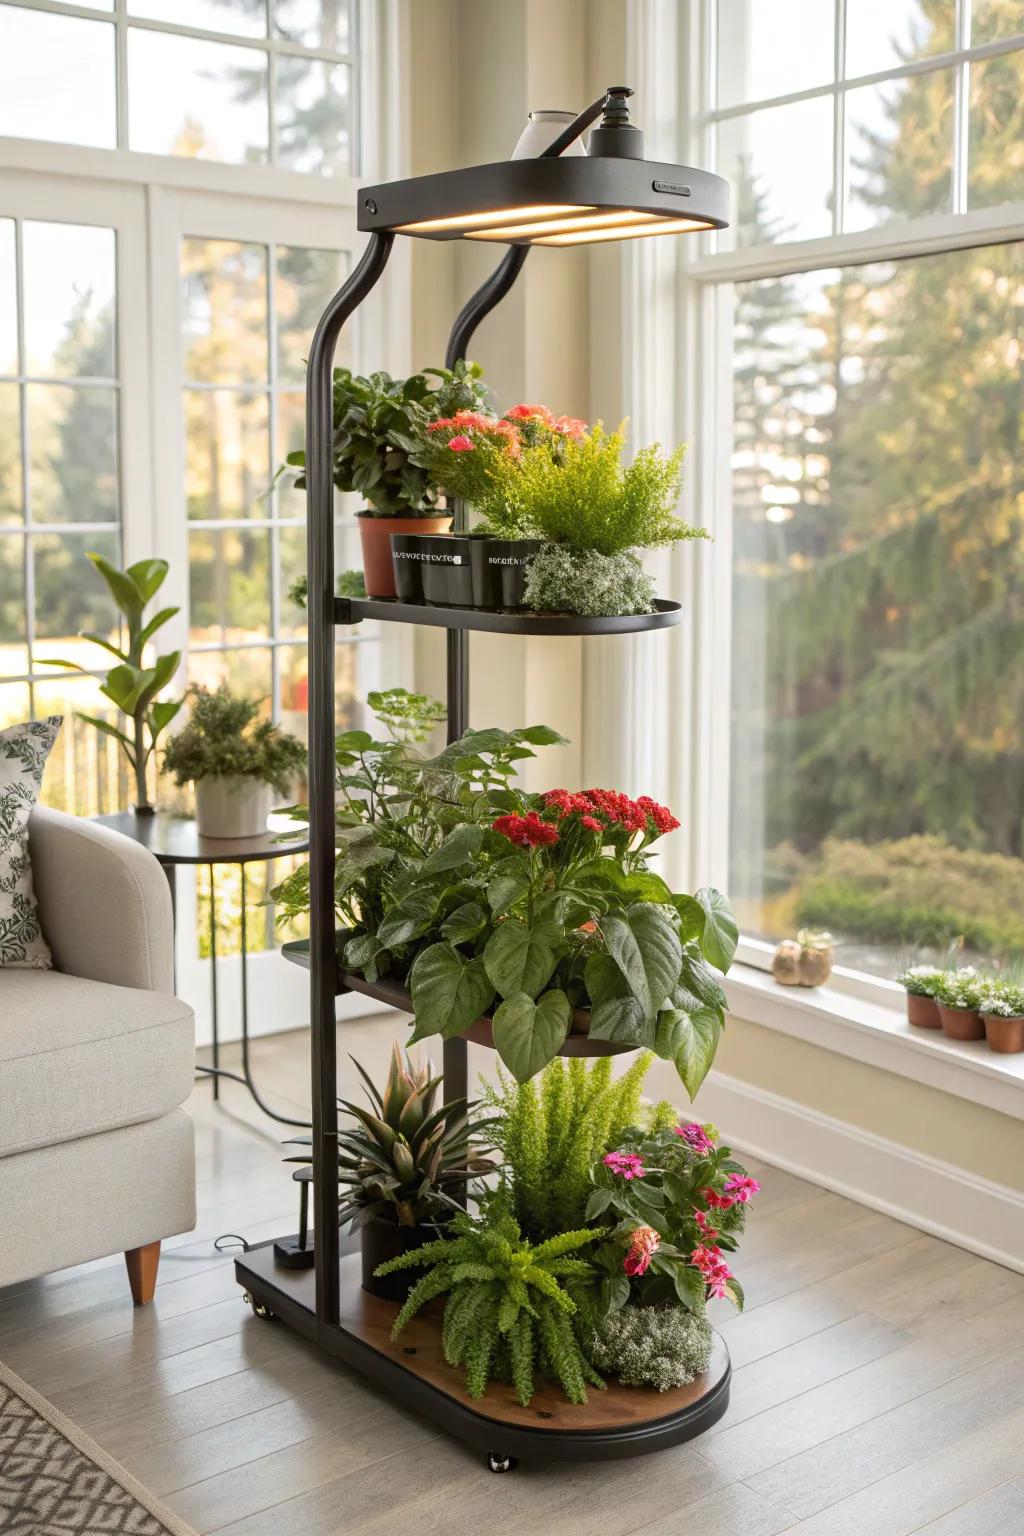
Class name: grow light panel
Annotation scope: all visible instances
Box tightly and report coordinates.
[463,209,663,241]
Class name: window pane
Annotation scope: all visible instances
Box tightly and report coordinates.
[189,525,271,643]
[275,390,307,519]
[189,644,272,699]
[968,51,1024,210]
[185,390,270,519]
[32,529,120,647]
[730,244,1024,978]
[275,0,352,51]
[278,523,308,638]
[845,0,955,78]
[275,246,348,384]
[128,29,268,163]
[0,221,16,378]
[23,223,116,380]
[0,8,116,149]
[33,676,127,817]
[0,534,28,676]
[278,643,308,736]
[28,385,119,524]
[971,0,1024,42]
[845,69,954,231]
[718,97,834,246]
[128,0,267,37]
[0,683,31,728]
[275,57,353,174]
[716,0,834,108]
[0,385,23,525]
[183,240,268,384]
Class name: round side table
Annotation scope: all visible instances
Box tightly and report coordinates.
[93,812,310,1128]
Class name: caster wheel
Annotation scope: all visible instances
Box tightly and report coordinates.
[243,1291,275,1320]
[486,1453,517,1474]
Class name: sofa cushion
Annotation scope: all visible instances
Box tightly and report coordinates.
[0,969,195,1157]
[0,717,61,968]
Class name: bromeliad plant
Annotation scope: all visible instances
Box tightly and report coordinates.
[44,553,181,813]
[374,1202,605,1405]
[285,1044,495,1229]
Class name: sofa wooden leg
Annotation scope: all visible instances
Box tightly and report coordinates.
[125,1241,161,1305]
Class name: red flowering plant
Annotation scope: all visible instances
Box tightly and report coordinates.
[584,1119,757,1316]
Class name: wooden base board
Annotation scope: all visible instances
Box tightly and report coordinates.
[235,1243,730,1461]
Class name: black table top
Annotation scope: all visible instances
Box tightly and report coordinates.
[92,811,310,867]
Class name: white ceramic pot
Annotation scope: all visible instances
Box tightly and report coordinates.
[194,776,272,839]
[511,109,588,159]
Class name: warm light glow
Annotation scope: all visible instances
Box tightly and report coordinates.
[533,216,714,245]
[395,204,593,233]
[465,209,661,241]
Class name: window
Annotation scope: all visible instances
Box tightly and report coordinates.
[706,0,1023,247]
[642,2,1024,992]
[0,0,357,173]
[0,213,127,814]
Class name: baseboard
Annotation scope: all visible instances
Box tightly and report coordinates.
[646,1063,1024,1276]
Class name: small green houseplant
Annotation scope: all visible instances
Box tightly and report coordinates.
[44,553,181,814]
[283,362,489,599]
[897,963,944,1030]
[978,980,1024,1054]
[163,683,306,839]
[285,1044,495,1299]
[933,966,985,1042]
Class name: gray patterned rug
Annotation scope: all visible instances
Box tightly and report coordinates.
[0,1361,196,1535]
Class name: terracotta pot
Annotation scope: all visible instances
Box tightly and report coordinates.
[357,511,451,599]
[906,991,942,1030]
[937,1003,985,1042]
[982,1012,1024,1054]
[360,1216,432,1301]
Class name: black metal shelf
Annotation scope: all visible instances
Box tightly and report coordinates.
[336,595,683,635]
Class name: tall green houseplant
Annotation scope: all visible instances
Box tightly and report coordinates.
[46,553,181,813]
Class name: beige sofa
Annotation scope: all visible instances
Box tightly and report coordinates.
[0,807,196,1303]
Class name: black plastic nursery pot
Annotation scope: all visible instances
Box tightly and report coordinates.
[418,533,474,606]
[360,1216,432,1301]
[389,531,432,602]
[470,536,544,610]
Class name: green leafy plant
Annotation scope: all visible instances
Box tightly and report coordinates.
[978,980,1024,1018]
[44,553,181,812]
[374,1204,605,1404]
[933,965,984,1009]
[481,1054,655,1237]
[287,570,365,609]
[283,362,488,516]
[285,1044,494,1227]
[586,1300,713,1391]
[897,963,944,997]
[163,684,306,796]
[522,545,656,617]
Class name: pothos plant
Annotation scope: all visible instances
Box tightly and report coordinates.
[44,553,181,812]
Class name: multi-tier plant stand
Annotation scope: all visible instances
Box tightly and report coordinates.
[235,93,733,1468]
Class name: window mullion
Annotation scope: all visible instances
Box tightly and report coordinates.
[833,0,846,235]
[952,0,971,214]
[115,0,129,150]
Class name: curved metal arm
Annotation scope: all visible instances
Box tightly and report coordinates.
[444,244,530,371]
[305,229,394,1329]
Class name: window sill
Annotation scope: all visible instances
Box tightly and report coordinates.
[724,963,1024,1123]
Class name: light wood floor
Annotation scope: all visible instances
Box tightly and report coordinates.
[3,1023,1024,1536]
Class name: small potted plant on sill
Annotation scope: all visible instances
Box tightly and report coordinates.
[933,967,985,1041]
[286,1044,495,1301]
[281,362,488,600]
[897,964,944,1029]
[979,981,1024,1054]
[162,684,306,839]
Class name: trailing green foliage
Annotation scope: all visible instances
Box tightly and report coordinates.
[375,1204,605,1404]
[163,684,306,795]
[522,545,656,617]
[43,552,181,812]
[586,1300,713,1391]
[481,1054,655,1236]
[284,1043,493,1227]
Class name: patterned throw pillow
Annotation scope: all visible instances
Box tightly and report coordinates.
[0,717,62,968]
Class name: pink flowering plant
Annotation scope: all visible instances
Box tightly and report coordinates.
[585,1120,757,1315]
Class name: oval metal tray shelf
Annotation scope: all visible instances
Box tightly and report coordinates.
[335,595,683,636]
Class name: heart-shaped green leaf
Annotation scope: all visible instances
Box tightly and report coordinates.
[695,887,738,972]
[486,865,529,916]
[408,943,494,1042]
[377,893,435,948]
[491,988,570,1083]
[483,918,561,1000]
[419,822,483,878]
[440,901,488,945]
[584,952,650,1043]
[673,1005,723,1100]
[679,947,728,1015]
[599,902,682,1023]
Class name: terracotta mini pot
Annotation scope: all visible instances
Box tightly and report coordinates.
[357,510,451,599]
[906,991,942,1030]
[982,1012,1024,1054]
[937,1003,985,1042]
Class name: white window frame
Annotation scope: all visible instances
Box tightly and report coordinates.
[621,1,1024,1027]
[0,0,411,1042]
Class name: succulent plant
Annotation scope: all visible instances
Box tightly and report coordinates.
[286,1043,494,1228]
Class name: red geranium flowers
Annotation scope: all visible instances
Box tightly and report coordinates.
[542,788,680,839]
[492,811,559,848]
